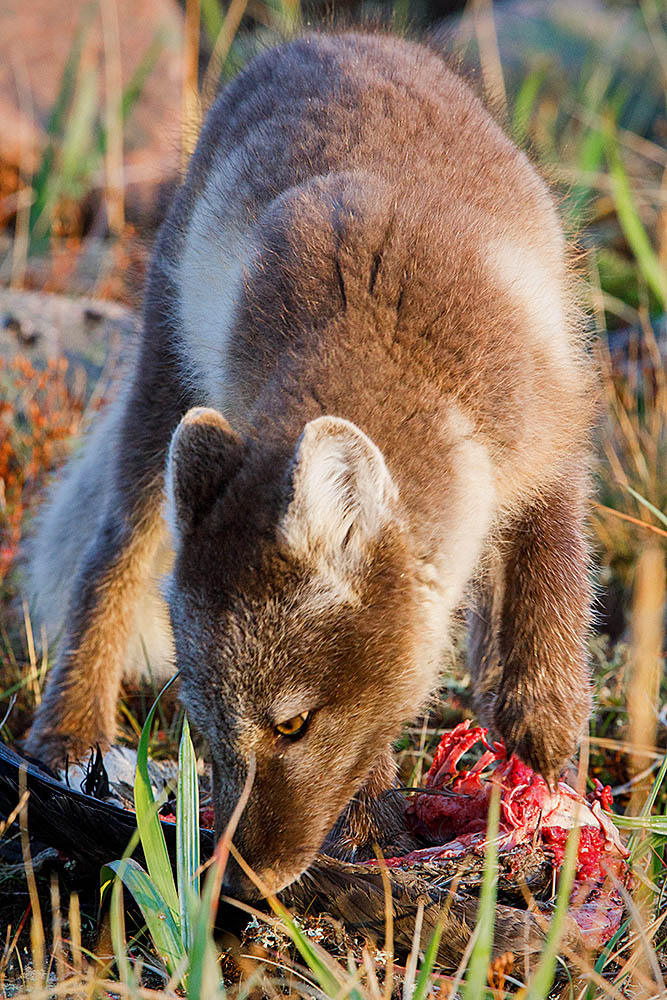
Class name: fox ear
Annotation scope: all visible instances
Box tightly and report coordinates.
[279,416,398,571]
[165,407,244,541]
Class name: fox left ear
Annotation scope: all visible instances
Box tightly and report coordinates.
[279,416,398,571]
[165,407,245,542]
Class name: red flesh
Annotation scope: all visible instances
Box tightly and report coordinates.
[395,720,631,946]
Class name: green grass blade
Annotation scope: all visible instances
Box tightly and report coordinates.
[109,867,138,996]
[59,64,99,187]
[620,751,666,862]
[512,64,547,142]
[134,674,180,920]
[121,33,164,121]
[393,0,410,32]
[411,910,448,1000]
[625,486,667,530]
[97,33,165,158]
[604,117,667,309]
[177,714,200,953]
[188,756,258,999]
[187,872,227,999]
[463,783,500,999]
[187,778,254,1000]
[277,908,349,998]
[30,11,90,233]
[44,16,90,138]
[567,119,607,224]
[102,859,185,979]
[635,753,667,820]
[525,825,580,1000]
[613,813,667,835]
[269,889,365,1000]
[200,0,223,45]
[584,917,632,1000]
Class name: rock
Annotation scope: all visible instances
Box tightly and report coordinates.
[0,286,139,386]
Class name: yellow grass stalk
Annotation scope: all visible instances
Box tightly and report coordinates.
[68,893,83,977]
[470,0,507,117]
[201,0,250,110]
[18,768,45,990]
[182,0,202,170]
[627,543,666,997]
[100,0,125,234]
[50,874,65,987]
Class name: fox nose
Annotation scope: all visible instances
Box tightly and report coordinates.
[221,849,304,900]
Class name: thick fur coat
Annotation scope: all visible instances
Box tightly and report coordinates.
[28,31,594,896]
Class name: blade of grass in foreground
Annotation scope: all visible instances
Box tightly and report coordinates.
[96,32,165,159]
[187,872,227,999]
[109,871,138,998]
[623,751,667,861]
[512,64,546,143]
[231,841,363,1000]
[103,705,203,992]
[625,486,667,531]
[277,907,352,998]
[188,761,257,999]
[411,911,448,1000]
[463,782,500,999]
[584,917,632,1000]
[29,10,91,236]
[134,674,180,919]
[177,714,200,953]
[525,824,581,1000]
[103,858,185,978]
[613,813,667,836]
[604,117,667,309]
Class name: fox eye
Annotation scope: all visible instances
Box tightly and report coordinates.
[275,711,310,739]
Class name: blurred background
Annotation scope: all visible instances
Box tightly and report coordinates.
[0,0,665,990]
[0,0,666,794]
[0,0,666,780]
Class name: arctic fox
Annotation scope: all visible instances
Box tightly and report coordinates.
[27,31,594,896]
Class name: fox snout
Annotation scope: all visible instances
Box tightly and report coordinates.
[220,843,309,901]
[213,769,345,900]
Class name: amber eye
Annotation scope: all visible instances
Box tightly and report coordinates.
[275,711,310,739]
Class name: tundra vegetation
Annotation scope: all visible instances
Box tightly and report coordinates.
[0,0,666,997]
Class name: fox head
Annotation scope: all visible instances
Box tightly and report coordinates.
[164,406,433,896]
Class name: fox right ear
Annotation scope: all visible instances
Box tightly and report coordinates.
[165,407,244,541]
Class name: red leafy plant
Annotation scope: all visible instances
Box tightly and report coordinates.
[0,355,86,584]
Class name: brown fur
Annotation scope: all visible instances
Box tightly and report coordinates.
[27,30,595,896]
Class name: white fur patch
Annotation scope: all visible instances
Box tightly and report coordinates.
[163,438,179,545]
[279,416,398,574]
[414,405,498,650]
[123,532,176,683]
[176,146,260,408]
[436,432,497,600]
[486,238,571,368]
[178,208,250,407]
